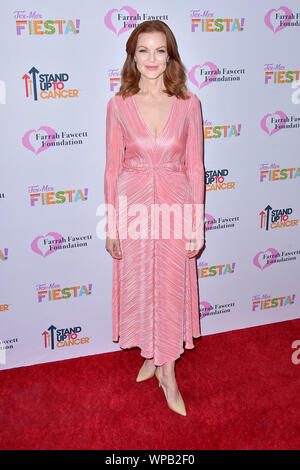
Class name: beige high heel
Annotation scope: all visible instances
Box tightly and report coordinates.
[136,361,156,382]
[155,367,187,416]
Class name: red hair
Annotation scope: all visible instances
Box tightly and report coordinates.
[116,20,191,100]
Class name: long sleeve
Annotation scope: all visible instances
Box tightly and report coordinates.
[185,93,205,240]
[104,97,125,238]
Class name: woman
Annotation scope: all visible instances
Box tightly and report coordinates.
[104,20,205,417]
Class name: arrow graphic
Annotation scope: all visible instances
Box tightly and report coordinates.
[47,325,57,350]
[28,66,39,101]
[264,205,272,231]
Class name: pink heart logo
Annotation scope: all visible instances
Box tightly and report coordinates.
[253,248,279,270]
[188,62,219,90]
[22,126,56,155]
[200,301,212,319]
[104,6,138,35]
[204,213,215,233]
[260,111,287,135]
[264,6,293,33]
[31,232,63,257]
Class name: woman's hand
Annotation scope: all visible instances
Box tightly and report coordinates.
[105,236,123,259]
[106,236,203,260]
[186,238,205,258]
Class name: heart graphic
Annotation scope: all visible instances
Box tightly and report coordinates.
[264,6,293,33]
[31,232,63,257]
[204,213,215,233]
[188,62,219,90]
[200,301,212,319]
[253,248,279,270]
[22,126,56,155]
[104,6,138,36]
[260,111,287,136]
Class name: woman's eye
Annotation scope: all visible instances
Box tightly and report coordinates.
[138,49,166,53]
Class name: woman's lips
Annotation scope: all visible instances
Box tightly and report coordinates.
[146,66,158,69]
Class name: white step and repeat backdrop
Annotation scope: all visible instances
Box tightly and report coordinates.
[1,0,299,370]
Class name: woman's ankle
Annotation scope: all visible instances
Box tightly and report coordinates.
[160,362,176,381]
[144,358,155,368]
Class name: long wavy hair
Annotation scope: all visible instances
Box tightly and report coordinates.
[116,20,190,100]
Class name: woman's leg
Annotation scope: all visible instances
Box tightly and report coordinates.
[143,357,156,371]
[157,360,181,403]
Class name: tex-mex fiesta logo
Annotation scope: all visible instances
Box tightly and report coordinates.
[28,185,88,206]
[204,120,241,139]
[0,248,8,261]
[205,169,236,192]
[108,69,121,92]
[37,282,92,302]
[22,67,79,101]
[198,261,236,278]
[259,163,300,182]
[14,10,80,35]
[42,324,90,350]
[190,10,245,33]
[259,204,298,231]
[252,292,295,312]
[264,63,300,85]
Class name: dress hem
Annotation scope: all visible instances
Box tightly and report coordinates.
[112,335,201,366]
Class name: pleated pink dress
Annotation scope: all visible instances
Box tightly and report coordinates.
[104,89,205,366]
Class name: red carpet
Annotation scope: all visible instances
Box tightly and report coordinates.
[1,318,300,450]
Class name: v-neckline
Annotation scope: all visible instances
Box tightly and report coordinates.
[131,94,176,143]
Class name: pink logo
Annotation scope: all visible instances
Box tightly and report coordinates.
[22,126,56,155]
[104,6,138,35]
[264,7,292,33]
[188,62,219,90]
[204,213,215,233]
[253,248,279,270]
[200,301,212,319]
[31,232,63,257]
[260,111,287,135]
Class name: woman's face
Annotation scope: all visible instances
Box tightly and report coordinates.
[134,31,169,80]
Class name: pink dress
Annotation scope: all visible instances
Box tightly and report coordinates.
[104,89,205,366]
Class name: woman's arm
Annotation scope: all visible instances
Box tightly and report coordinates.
[104,97,125,239]
[185,93,205,244]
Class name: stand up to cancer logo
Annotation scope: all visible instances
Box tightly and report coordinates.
[42,325,90,350]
